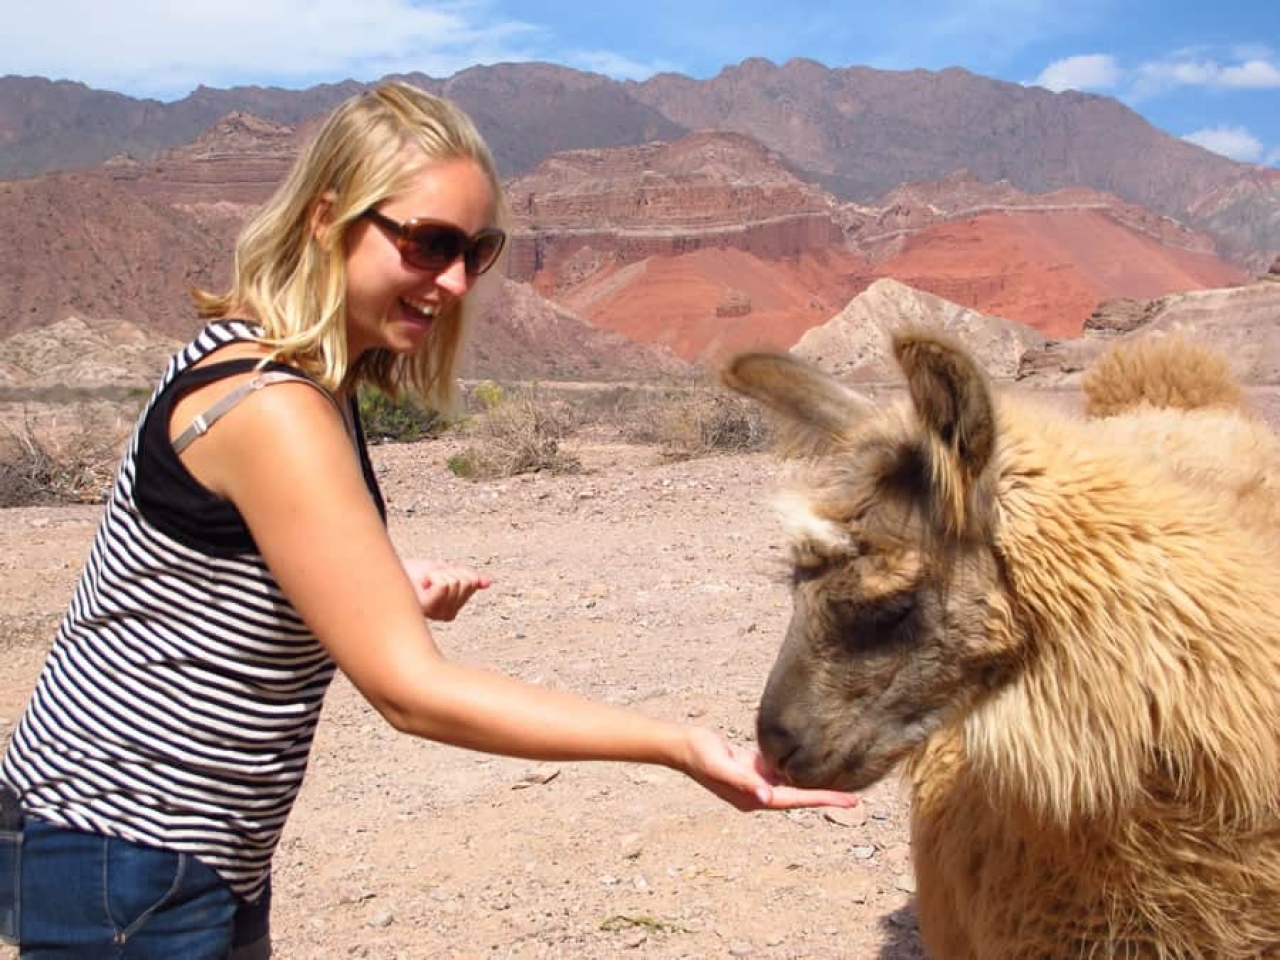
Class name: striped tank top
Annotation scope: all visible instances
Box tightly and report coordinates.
[2,319,385,901]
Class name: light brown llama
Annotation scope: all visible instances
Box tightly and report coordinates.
[722,332,1280,959]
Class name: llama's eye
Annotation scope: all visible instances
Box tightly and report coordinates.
[791,561,828,586]
[830,592,918,647]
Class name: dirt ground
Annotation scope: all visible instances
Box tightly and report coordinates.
[0,434,925,960]
[2,385,1277,960]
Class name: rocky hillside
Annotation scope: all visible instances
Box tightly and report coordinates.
[507,146,1247,354]
[0,316,182,391]
[2,60,1275,264]
[791,278,1044,382]
[863,205,1247,338]
[0,111,1257,368]
[1017,266,1280,388]
[505,131,844,284]
[0,171,234,341]
[465,279,688,382]
[790,268,1280,395]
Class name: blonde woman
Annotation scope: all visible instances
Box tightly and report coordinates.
[0,82,855,959]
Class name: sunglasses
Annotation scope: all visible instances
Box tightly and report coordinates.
[360,208,507,277]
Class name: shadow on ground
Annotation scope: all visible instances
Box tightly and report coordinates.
[878,902,926,959]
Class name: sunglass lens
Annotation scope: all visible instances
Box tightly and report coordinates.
[466,233,505,276]
[405,226,466,272]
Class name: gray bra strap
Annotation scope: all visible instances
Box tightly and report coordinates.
[173,371,342,454]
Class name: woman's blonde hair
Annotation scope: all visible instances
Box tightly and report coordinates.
[194,81,505,413]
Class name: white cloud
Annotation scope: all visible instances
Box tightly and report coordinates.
[1033,53,1121,92]
[1218,59,1280,88]
[1182,125,1264,163]
[563,50,678,81]
[2,0,543,99]
[1132,53,1280,99]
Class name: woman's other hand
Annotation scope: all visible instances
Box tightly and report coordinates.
[402,558,490,621]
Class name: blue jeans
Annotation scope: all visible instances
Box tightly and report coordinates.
[18,817,270,959]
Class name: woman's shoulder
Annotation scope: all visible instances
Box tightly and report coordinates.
[188,317,269,355]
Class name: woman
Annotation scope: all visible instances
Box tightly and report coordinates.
[0,82,855,958]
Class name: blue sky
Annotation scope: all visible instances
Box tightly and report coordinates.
[5,0,1278,166]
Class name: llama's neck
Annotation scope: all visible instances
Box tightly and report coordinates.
[964,412,1280,829]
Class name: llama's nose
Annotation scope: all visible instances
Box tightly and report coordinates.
[756,714,801,782]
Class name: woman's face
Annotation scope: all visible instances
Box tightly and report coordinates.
[341,156,498,361]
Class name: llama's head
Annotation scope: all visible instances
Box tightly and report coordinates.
[723,331,1024,791]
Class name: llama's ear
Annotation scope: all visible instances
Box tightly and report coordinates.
[721,352,871,454]
[892,332,996,542]
[893,331,996,478]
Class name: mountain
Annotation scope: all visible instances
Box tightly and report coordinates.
[0,76,362,180]
[864,206,1247,339]
[0,170,235,341]
[791,270,1280,395]
[2,60,1276,265]
[0,114,1253,367]
[465,279,688,381]
[506,143,1247,353]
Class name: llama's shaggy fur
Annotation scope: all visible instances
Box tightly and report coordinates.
[724,333,1280,959]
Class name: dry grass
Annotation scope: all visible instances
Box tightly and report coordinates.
[0,405,129,507]
[446,383,583,479]
[608,386,772,460]
[0,381,774,498]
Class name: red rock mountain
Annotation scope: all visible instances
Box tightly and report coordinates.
[503,141,1248,357]
[1,61,1274,381]
[0,111,1256,373]
[2,60,1275,264]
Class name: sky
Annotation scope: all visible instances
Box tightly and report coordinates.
[5,0,1279,167]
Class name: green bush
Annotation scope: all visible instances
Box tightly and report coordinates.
[357,386,445,443]
[445,453,475,478]
[470,380,504,412]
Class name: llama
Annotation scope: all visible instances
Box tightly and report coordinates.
[722,331,1280,958]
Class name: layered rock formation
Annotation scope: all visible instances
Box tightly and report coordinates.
[0,316,181,391]
[791,278,1044,382]
[0,100,1270,382]
[866,207,1247,338]
[502,136,1251,358]
[465,278,688,382]
[1016,278,1280,387]
[504,132,846,286]
[4,61,1276,264]
[131,112,300,208]
[852,172,1224,263]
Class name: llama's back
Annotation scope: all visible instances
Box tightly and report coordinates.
[1082,335,1243,418]
[1080,335,1280,533]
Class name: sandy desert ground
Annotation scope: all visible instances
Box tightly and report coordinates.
[0,433,927,960]
[2,385,1277,959]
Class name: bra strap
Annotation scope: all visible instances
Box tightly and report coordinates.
[172,371,341,454]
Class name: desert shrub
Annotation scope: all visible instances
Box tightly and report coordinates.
[613,387,771,460]
[469,380,504,412]
[451,384,581,479]
[444,453,476,478]
[357,386,446,443]
[0,406,126,507]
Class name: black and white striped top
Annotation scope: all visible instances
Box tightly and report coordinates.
[2,320,385,901]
